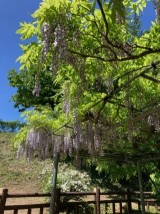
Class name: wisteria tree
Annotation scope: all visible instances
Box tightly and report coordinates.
[13,0,160,157]
[11,0,160,212]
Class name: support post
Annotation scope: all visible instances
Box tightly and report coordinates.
[0,189,8,214]
[50,152,60,214]
[137,160,145,214]
[125,188,132,213]
[94,188,100,214]
[54,188,61,214]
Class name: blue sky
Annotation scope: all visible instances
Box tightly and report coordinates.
[0,0,41,122]
[0,0,156,122]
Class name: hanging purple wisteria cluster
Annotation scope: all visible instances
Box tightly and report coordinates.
[20,120,107,161]
[24,128,53,161]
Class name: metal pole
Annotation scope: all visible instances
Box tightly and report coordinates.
[137,160,145,214]
[50,152,60,214]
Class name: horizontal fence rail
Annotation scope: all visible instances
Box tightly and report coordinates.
[0,188,159,214]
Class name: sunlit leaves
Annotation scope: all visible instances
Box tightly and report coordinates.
[124,0,147,15]
[16,22,37,40]
[16,43,40,70]
[108,0,125,23]
[21,108,56,130]
[12,126,28,148]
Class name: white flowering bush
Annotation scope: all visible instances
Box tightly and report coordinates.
[42,162,92,192]
[42,162,94,213]
[58,163,91,192]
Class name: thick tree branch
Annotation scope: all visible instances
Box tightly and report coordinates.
[69,47,160,62]
[141,74,160,84]
[96,0,128,56]
[97,0,109,36]
[87,61,160,120]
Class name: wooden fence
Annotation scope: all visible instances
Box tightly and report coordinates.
[0,188,159,214]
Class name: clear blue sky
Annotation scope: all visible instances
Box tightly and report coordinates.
[0,0,41,122]
[0,0,156,122]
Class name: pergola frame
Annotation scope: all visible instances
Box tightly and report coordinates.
[49,150,160,214]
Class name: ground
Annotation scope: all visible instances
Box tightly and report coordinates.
[0,133,47,192]
[0,133,50,214]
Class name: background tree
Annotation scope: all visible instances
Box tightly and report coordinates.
[8,47,60,112]
[0,120,23,132]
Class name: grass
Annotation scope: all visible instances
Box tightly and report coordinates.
[0,132,50,192]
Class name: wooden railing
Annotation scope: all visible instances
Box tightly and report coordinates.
[0,188,159,214]
[0,189,50,214]
[58,188,140,214]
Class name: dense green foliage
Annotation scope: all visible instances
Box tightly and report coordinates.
[10,0,160,192]
[8,67,59,112]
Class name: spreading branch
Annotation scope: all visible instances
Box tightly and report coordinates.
[141,74,160,84]
[69,47,160,62]
[87,61,160,120]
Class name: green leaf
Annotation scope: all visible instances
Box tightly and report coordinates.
[91,0,97,14]
[110,6,116,23]
[132,3,137,12]
[108,0,114,9]
[16,22,37,40]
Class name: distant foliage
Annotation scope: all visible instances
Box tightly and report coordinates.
[0,120,24,133]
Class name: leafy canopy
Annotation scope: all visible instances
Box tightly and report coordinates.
[11,0,160,181]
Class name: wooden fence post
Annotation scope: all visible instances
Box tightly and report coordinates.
[54,188,61,214]
[0,189,8,214]
[126,188,132,213]
[94,188,100,214]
